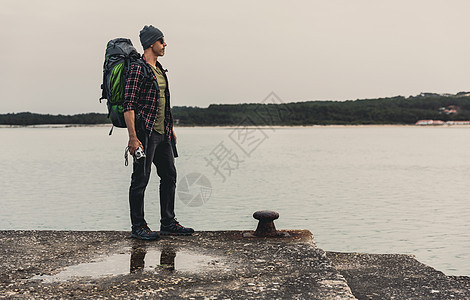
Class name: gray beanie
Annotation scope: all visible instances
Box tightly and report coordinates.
[139,25,164,50]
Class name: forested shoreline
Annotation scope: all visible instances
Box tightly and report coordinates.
[2,93,470,126]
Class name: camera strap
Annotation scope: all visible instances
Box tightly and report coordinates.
[124,147,130,166]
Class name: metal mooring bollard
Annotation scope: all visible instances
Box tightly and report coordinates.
[242,210,290,238]
[253,210,279,237]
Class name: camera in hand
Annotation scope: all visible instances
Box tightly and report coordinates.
[134,147,146,160]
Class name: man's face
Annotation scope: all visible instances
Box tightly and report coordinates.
[151,38,167,57]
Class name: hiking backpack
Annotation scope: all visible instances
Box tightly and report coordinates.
[100,38,146,134]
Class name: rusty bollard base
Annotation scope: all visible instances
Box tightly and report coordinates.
[242,230,291,238]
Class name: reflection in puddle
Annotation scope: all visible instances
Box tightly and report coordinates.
[32,245,221,283]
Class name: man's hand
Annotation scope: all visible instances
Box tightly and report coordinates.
[172,129,177,144]
[128,136,143,156]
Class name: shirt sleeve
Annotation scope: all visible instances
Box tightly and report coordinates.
[123,63,144,112]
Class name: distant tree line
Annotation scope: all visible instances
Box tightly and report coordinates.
[0,112,109,126]
[2,93,470,126]
[172,93,470,126]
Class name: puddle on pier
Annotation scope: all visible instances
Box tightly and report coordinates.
[31,246,223,283]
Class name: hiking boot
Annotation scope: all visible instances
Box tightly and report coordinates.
[131,225,160,240]
[160,220,194,236]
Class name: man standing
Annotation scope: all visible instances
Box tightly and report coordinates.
[123,25,194,240]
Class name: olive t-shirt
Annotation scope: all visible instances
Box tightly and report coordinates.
[149,64,167,134]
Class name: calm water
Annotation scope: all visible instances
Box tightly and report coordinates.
[1,126,469,276]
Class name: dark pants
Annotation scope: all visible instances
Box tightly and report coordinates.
[129,130,176,230]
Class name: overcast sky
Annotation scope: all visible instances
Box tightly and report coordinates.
[1,0,470,114]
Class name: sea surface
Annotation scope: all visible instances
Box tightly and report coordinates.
[1,125,469,276]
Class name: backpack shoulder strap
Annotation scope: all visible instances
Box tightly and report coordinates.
[131,59,159,92]
[131,59,150,77]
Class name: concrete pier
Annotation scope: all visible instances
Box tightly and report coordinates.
[0,230,469,299]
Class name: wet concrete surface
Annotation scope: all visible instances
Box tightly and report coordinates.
[327,252,470,300]
[0,230,469,299]
[0,230,353,299]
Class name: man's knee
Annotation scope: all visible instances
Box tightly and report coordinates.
[131,169,152,188]
[162,171,177,184]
